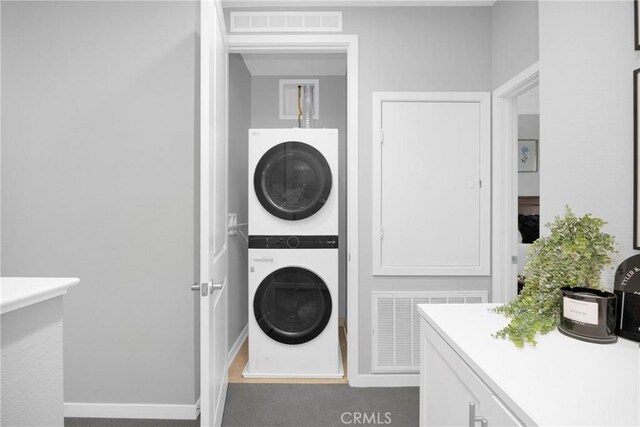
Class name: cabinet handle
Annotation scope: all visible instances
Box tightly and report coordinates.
[468,402,489,427]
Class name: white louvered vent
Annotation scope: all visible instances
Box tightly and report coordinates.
[230,12,343,33]
[372,291,488,373]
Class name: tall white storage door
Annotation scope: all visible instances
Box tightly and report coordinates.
[372,93,490,276]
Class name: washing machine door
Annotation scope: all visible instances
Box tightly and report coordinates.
[254,141,332,220]
[254,266,332,345]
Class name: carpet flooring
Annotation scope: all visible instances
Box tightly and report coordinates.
[65,383,419,427]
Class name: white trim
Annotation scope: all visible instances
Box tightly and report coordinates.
[355,374,419,388]
[228,324,248,368]
[226,34,361,387]
[64,400,200,420]
[371,91,491,276]
[222,1,496,7]
[491,62,540,304]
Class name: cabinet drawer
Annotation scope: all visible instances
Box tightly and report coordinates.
[420,320,524,427]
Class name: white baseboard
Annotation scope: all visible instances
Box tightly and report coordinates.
[350,373,419,388]
[228,323,248,368]
[64,398,200,420]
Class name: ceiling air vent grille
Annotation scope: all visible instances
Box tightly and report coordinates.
[230,12,343,33]
[372,291,488,373]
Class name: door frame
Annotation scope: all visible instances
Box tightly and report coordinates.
[492,62,539,304]
[226,34,360,386]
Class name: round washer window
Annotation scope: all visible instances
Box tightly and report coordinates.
[254,141,332,221]
[253,267,332,345]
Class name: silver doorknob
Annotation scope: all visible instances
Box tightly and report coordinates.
[191,283,200,292]
[210,281,223,291]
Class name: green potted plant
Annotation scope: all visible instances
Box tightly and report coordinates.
[493,207,616,347]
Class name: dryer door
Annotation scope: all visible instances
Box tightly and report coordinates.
[254,141,332,220]
[254,266,332,344]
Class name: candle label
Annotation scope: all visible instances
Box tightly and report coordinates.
[563,297,599,325]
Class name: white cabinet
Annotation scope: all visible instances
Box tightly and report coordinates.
[418,304,640,427]
[420,321,523,427]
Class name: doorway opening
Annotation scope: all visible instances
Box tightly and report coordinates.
[515,84,540,295]
[491,62,540,304]
[224,35,359,386]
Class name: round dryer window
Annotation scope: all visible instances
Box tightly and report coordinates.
[253,267,332,345]
[254,141,332,220]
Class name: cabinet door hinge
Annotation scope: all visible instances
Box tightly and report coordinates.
[380,225,384,240]
[380,129,384,145]
[512,255,518,264]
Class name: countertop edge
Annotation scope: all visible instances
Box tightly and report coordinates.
[1,277,80,315]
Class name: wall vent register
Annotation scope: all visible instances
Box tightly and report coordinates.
[230,12,342,33]
[372,291,488,373]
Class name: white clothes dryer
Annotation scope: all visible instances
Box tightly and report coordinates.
[243,236,342,378]
[249,128,338,236]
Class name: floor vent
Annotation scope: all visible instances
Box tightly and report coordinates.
[372,291,488,373]
[230,12,343,33]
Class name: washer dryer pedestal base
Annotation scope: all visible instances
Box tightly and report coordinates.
[241,346,344,379]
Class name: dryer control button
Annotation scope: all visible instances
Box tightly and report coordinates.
[287,236,300,248]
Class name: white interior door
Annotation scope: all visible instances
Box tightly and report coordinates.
[199,1,228,426]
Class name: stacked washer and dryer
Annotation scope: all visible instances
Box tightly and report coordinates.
[243,128,343,379]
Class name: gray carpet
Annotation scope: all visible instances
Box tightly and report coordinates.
[222,384,419,427]
[65,384,419,427]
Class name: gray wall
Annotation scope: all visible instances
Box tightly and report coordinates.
[226,6,494,376]
[491,0,539,89]
[228,54,252,349]
[539,0,637,285]
[250,75,348,318]
[1,0,199,405]
[341,7,492,376]
[518,114,540,197]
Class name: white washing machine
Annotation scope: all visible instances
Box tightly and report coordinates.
[243,237,342,378]
[249,128,339,236]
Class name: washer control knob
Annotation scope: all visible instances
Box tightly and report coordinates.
[287,236,300,249]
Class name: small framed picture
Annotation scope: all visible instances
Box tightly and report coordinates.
[518,139,538,172]
[636,0,640,50]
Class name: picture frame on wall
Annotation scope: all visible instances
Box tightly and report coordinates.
[634,69,640,248]
[518,139,538,172]
[636,0,640,50]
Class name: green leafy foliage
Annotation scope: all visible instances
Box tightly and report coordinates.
[493,207,616,348]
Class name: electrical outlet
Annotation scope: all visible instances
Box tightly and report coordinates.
[228,213,237,236]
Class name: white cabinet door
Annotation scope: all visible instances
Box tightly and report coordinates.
[420,320,523,427]
[372,92,490,276]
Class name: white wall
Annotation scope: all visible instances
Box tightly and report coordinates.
[539,0,638,276]
[250,74,348,317]
[518,114,540,197]
[1,0,200,407]
[491,0,539,90]
[228,54,252,349]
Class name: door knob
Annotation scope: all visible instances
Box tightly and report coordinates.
[209,281,223,292]
[190,281,224,296]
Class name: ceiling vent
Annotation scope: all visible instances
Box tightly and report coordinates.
[372,291,488,373]
[230,12,343,33]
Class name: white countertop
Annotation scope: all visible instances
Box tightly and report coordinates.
[1,277,80,314]
[419,303,640,427]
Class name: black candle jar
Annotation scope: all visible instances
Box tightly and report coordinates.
[558,287,617,344]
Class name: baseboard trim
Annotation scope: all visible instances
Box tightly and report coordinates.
[64,400,200,420]
[228,324,248,368]
[351,374,419,388]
